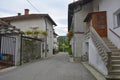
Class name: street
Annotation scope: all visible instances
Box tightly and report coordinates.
[0,52,96,80]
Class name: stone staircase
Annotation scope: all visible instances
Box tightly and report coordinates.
[92,37,108,64]
[102,38,120,80]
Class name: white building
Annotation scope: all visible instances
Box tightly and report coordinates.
[68,0,93,58]
[68,0,120,79]
[1,9,57,58]
[53,31,58,54]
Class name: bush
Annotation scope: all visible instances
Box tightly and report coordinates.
[67,47,72,56]
[59,46,63,51]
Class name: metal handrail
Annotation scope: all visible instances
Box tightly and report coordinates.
[109,28,120,39]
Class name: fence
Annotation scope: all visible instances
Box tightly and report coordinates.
[21,36,42,64]
[0,35,16,66]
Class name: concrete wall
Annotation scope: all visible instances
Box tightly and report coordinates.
[74,34,83,57]
[93,0,120,49]
[46,19,54,57]
[72,2,93,57]
[12,18,46,31]
[54,38,58,50]
[14,36,21,66]
[109,30,120,48]
[89,38,108,75]
[74,2,93,32]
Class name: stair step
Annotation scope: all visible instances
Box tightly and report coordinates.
[108,45,116,47]
[104,41,111,44]
[102,40,108,42]
[112,60,120,64]
[106,43,115,46]
[109,46,118,49]
[111,56,120,60]
[106,75,120,80]
[102,38,120,79]
[112,64,120,70]
[110,70,120,75]
[112,52,120,56]
[111,49,120,52]
[102,38,108,40]
[105,42,113,45]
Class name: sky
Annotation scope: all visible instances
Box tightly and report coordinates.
[0,0,75,36]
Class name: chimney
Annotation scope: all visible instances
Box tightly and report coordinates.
[24,9,29,15]
[18,13,21,16]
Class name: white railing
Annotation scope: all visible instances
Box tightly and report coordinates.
[87,27,112,73]
[90,27,111,53]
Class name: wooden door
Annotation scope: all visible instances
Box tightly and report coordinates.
[92,11,107,37]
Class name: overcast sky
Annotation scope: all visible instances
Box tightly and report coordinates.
[0,0,75,36]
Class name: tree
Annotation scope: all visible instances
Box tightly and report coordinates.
[57,36,69,52]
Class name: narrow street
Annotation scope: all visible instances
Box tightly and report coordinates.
[0,52,96,80]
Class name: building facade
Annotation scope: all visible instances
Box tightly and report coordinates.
[68,0,120,79]
[1,9,57,58]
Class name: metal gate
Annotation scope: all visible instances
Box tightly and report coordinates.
[0,35,16,66]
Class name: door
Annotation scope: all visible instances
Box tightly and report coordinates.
[92,11,107,37]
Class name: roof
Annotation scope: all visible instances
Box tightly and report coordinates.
[84,12,92,22]
[84,11,107,22]
[53,31,58,36]
[0,19,23,34]
[0,14,57,26]
[68,0,82,31]
[68,0,93,31]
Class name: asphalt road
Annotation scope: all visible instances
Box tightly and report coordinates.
[0,52,96,80]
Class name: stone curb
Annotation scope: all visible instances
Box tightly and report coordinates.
[82,62,106,80]
[0,66,16,73]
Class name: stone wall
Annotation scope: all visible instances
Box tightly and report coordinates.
[21,37,42,64]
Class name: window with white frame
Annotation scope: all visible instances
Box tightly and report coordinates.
[117,13,120,27]
[114,9,120,28]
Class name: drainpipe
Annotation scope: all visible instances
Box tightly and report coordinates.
[44,17,48,57]
[20,34,23,65]
[73,33,75,57]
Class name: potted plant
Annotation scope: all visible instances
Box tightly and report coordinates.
[68,47,74,62]
[42,31,48,36]
[33,30,40,38]
[25,30,33,37]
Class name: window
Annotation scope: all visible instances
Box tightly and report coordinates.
[114,8,120,28]
[117,13,120,27]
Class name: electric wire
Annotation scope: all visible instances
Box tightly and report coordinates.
[26,0,40,12]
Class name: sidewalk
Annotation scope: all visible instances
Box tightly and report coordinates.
[82,62,106,80]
